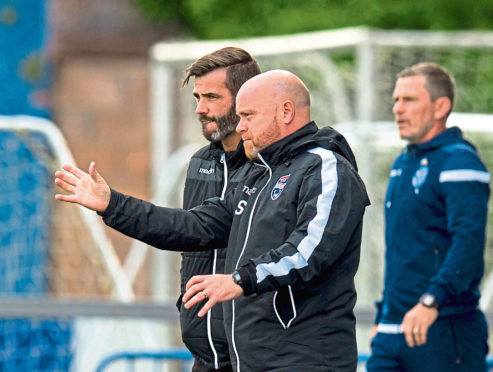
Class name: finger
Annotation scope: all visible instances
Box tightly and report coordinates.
[370,325,378,341]
[54,193,80,203]
[89,161,100,182]
[54,178,77,193]
[182,289,194,304]
[183,290,207,309]
[186,275,205,291]
[183,283,204,303]
[413,328,422,346]
[417,327,428,346]
[62,164,86,179]
[197,300,215,317]
[408,325,424,347]
[404,328,415,348]
[55,170,79,187]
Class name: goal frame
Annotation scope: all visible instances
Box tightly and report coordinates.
[0,115,134,301]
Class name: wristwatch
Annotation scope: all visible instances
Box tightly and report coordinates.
[419,293,439,309]
[232,271,243,287]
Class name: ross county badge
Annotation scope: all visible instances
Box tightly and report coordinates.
[271,174,291,200]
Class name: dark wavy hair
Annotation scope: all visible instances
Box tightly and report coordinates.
[182,47,261,97]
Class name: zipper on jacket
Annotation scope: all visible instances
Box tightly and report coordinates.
[220,153,229,199]
[206,153,229,369]
[231,155,272,372]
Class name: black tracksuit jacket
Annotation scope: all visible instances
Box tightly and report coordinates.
[180,140,253,369]
[101,122,370,372]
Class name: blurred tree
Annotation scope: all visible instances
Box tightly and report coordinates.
[133,0,493,39]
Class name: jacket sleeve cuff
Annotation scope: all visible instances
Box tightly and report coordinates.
[97,188,121,221]
[426,284,450,308]
[236,264,257,296]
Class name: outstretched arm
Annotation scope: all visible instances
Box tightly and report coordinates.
[54,162,111,212]
[56,162,233,252]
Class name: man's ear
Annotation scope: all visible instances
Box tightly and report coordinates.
[281,100,295,124]
[433,97,451,121]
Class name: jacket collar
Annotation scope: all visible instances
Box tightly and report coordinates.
[209,139,249,171]
[257,122,318,166]
[257,121,359,170]
[407,126,469,156]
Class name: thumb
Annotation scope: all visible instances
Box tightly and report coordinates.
[89,161,103,183]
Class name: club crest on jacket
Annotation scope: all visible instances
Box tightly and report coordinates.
[412,158,429,194]
[271,174,291,200]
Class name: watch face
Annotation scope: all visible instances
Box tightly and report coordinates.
[233,272,241,285]
[421,294,437,308]
[423,295,433,306]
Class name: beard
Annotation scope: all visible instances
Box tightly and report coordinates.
[199,105,239,142]
[243,118,281,161]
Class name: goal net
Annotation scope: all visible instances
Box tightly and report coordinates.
[0,115,182,372]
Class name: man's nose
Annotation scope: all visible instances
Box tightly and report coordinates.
[195,99,208,115]
[236,119,246,133]
[393,100,403,115]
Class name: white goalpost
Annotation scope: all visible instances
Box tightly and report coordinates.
[0,115,182,372]
[0,115,134,301]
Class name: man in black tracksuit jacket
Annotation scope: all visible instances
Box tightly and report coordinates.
[178,48,260,371]
[181,140,253,369]
[55,70,370,371]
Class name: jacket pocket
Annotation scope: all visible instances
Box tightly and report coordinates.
[273,285,297,329]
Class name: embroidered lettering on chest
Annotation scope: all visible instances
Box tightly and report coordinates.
[198,167,215,175]
[242,185,257,195]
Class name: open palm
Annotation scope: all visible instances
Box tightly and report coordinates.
[54,162,111,212]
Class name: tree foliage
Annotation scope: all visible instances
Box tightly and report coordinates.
[133,0,493,115]
[134,0,493,39]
